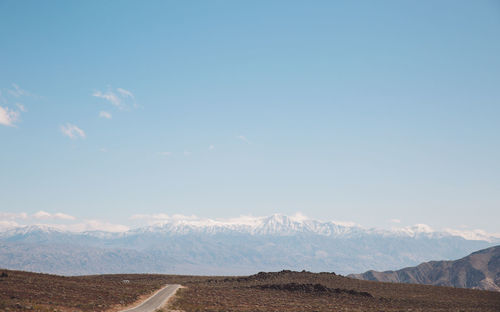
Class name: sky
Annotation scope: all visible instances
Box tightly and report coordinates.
[1,0,499,233]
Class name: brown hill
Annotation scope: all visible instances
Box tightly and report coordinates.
[349,245,500,291]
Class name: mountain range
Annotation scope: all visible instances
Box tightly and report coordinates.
[0,214,498,276]
[349,245,500,291]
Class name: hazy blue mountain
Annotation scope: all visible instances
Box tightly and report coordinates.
[0,214,497,276]
[349,245,500,291]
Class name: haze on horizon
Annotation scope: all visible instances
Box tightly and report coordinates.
[1,1,499,234]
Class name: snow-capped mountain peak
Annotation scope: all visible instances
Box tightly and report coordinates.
[0,213,498,276]
[1,214,499,242]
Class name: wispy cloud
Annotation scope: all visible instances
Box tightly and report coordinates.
[237,135,251,144]
[53,213,77,221]
[32,211,51,219]
[0,220,19,230]
[64,219,129,232]
[117,88,134,99]
[33,211,76,221]
[0,212,28,220]
[130,213,171,221]
[184,151,192,156]
[16,103,27,112]
[209,144,215,150]
[1,211,75,221]
[93,87,136,110]
[443,228,500,242]
[129,213,199,225]
[0,106,20,126]
[93,90,121,107]
[0,84,36,127]
[390,219,401,224]
[0,211,129,233]
[60,123,86,139]
[8,83,31,98]
[160,151,172,157]
[99,111,112,119]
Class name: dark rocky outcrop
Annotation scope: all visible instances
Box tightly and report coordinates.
[252,282,372,297]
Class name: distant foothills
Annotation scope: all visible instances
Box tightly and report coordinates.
[0,214,498,277]
[350,245,500,292]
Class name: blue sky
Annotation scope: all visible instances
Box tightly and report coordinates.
[1,0,499,233]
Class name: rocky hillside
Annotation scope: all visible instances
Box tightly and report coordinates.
[349,245,500,291]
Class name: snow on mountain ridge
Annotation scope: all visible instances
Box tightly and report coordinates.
[0,224,63,237]
[1,214,498,242]
[135,213,360,236]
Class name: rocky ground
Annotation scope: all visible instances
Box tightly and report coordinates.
[1,269,500,311]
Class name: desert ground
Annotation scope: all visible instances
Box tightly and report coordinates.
[1,269,499,312]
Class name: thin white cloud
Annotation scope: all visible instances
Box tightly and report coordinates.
[160,151,172,157]
[32,211,76,221]
[60,123,86,139]
[8,83,29,98]
[23,220,128,233]
[117,88,134,99]
[117,88,138,108]
[237,135,251,144]
[289,212,309,222]
[0,220,19,231]
[410,223,434,233]
[390,219,401,223]
[0,106,20,126]
[184,151,191,156]
[99,111,112,119]
[443,228,500,242]
[130,213,171,221]
[62,220,129,232]
[93,90,121,107]
[32,211,51,219]
[93,87,136,109]
[53,213,77,220]
[0,212,28,220]
[0,84,34,127]
[15,103,27,112]
[0,211,128,232]
[1,211,76,221]
[5,83,39,100]
[129,213,199,226]
[209,144,215,150]
[390,223,500,242]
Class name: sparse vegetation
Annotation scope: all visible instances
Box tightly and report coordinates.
[0,269,499,311]
[0,269,177,311]
[170,270,500,312]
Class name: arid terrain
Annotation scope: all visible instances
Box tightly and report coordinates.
[170,270,500,312]
[0,269,178,311]
[350,245,500,291]
[1,269,500,312]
